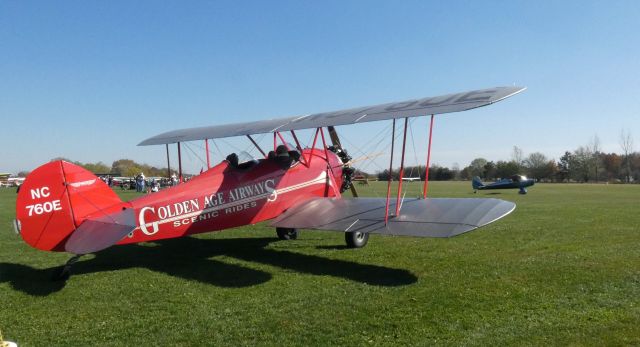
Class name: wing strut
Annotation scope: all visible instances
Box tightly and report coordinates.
[395,118,409,215]
[319,127,341,198]
[308,128,321,166]
[384,119,396,225]
[276,132,291,150]
[290,130,309,167]
[422,115,435,198]
[177,142,183,183]
[247,135,266,158]
[165,144,171,178]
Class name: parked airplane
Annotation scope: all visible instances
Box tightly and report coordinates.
[401,177,421,182]
[15,86,525,280]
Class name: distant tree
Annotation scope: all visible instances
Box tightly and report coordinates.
[459,167,471,180]
[377,169,398,181]
[434,166,454,180]
[524,152,550,179]
[112,159,138,176]
[469,158,488,178]
[50,157,73,162]
[354,169,372,178]
[619,129,634,182]
[495,160,520,179]
[601,152,622,181]
[81,161,111,174]
[483,161,496,180]
[511,146,524,170]
[451,162,461,180]
[570,146,593,182]
[544,160,559,181]
[557,151,572,182]
[631,153,640,182]
[17,171,30,177]
[588,134,602,182]
[424,165,436,180]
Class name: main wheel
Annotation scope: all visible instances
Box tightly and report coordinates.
[345,231,369,248]
[276,227,298,240]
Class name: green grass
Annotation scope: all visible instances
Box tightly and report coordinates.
[1,182,639,346]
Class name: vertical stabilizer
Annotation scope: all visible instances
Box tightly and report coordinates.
[472,176,484,190]
[15,161,126,251]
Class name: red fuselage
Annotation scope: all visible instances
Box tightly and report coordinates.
[117,148,344,245]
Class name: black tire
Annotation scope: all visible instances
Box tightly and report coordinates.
[345,231,369,248]
[276,227,298,240]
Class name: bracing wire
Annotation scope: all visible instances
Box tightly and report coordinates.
[243,133,266,156]
[219,138,244,153]
[407,117,420,180]
[183,142,207,169]
[350,120,402,174]
[340,124,393,171]
[212,139,224,159]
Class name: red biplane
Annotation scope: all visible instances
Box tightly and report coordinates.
[15,86,525,280]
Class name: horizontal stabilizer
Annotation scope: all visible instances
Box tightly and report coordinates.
[271,198,515,238]
[65,208,136,254]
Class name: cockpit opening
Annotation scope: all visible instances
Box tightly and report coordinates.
[225,145,301,171]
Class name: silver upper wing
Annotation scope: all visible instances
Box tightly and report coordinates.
[139,86,525,145]
[271,197,516,238]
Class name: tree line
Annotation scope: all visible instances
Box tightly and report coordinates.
[372,132,638,183]
[17,131,636,183]
[42,158,175,178]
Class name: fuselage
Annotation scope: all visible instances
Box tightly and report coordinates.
[477,177,535,190]
[117,148,344,245]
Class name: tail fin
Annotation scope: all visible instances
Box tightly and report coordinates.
[472,176,484,189]
[15,160,126,252]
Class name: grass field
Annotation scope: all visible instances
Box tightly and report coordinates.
[1,181,639,346]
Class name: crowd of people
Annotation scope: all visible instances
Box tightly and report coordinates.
[97,172,181,194]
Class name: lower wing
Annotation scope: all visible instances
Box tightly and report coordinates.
[271,197,515,238]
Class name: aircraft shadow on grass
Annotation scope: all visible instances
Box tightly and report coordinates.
[0,236,417,296]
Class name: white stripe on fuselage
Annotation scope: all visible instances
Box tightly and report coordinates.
[137,171,332,231]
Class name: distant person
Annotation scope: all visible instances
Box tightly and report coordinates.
[140,173,146,192]
[135,174,143,192]
[151,179,160,192]
[171,174,178,186]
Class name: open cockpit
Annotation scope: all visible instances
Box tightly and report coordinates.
[224,144,301,171]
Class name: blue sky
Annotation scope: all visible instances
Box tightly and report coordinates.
[1,1,639,174]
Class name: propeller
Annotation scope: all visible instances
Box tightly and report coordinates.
[327,126,359,197]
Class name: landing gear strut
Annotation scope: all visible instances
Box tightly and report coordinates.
[276,227,298,240]
[51,254,82,281]
[345,231,369,248]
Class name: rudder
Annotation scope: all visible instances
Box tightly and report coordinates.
[15,160,125,252]
[472,176,484,190]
